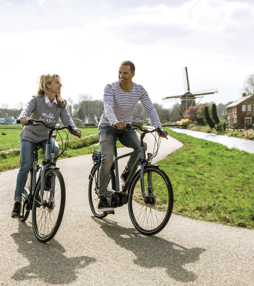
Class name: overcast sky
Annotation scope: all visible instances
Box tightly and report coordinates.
[0,0,254,109]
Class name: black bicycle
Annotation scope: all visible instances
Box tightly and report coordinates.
[88,124,173,235]
[17,118,79,243]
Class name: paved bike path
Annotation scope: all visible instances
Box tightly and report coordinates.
[0,134,253,285]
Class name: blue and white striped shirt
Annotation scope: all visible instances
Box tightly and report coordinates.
[99,81,162,128]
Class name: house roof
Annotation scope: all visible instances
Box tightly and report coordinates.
[226,94,253,108]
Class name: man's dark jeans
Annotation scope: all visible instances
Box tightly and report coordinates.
[98,126,146,197]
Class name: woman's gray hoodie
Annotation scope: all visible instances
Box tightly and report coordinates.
[19,95,76,143]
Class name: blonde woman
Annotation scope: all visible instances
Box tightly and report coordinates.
[12,74,81,218]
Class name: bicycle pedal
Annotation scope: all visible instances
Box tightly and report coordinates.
[12,215,20,219]
[106,210,115,214]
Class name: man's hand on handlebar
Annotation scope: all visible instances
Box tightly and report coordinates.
[158,129,168,138]
[113,121,126,130]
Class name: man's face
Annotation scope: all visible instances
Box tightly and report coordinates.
[118,65,135,84]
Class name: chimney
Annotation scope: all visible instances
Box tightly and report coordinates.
[242,93,247,97]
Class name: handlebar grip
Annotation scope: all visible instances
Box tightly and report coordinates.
[67,126,81,138]
[16,119,34,125]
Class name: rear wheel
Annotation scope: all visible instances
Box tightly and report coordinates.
[88,165,115,219]
[32,169,65,243]
[128,167,173,235]
[20,169,32,222]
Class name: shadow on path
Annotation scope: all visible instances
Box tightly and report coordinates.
[93,217,206,283]
[11,221,96,284]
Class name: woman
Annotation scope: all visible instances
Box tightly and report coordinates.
[12,74,81,218]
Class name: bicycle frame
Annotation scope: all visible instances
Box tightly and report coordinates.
[107,131,153,205]
[26,133,56,207]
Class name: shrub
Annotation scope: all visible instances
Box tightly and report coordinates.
[131,121,143,128]
[205,106,215,129]
[212,104,220,124]
[179,118,190,128]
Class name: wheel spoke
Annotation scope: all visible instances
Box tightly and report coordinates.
[129,168,173,235]
[32,170,65,242]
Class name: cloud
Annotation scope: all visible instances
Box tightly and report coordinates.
[103,0,254,57]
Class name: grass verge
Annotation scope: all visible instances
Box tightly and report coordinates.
[158,128,254,229]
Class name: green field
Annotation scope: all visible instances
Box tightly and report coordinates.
[0,125,100,172]
[159,128,254,229]
[0,125,98,151]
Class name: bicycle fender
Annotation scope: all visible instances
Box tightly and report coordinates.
[144,164,159,169]
[46,166,60,171]
[89,165,98,179]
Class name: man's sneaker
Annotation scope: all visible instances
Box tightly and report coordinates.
[11,201,21,218]
[98,197,114,212]
[121,171,130,183]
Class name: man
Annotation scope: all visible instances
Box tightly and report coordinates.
[98,60,168,211]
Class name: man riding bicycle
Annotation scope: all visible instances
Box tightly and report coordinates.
[98,60,168,211]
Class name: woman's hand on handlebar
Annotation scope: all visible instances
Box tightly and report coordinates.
[19,116,29,125]
[75,128,81,137]
[113,121,126,130]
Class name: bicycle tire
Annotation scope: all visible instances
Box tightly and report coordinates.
[20,169,32,222]
[32,169,66,243]
[128,166,173,235]
[88,164,115,219]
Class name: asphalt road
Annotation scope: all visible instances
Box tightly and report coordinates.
[0,133,253,286]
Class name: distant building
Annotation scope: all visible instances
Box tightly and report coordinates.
[72,118,83,126]
[86,114,98,126]
[226,94,254,127]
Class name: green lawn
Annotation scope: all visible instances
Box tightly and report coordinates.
[0,125,98,151]
[158,128,254,229]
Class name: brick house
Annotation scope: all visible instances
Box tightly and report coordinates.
[226,94,254,128]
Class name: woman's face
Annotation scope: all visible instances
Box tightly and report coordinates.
[47,77,62,95]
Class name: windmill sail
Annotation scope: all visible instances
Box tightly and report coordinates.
[182,67,190,92]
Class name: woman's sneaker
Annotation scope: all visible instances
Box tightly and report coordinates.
[98,197,114,211]
[11,201,21,218]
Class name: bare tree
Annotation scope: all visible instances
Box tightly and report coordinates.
[244,74,254,95]
[15,102,24,110]
[1,103,9,109]
[66,97,73,116]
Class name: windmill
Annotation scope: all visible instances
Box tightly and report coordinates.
[163,67,219,116]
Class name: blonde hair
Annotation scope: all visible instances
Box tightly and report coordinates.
[37,74,67,108]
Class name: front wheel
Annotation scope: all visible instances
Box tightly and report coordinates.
[32,169,65,243]
[88,164,115,219]
[128,167,173,235]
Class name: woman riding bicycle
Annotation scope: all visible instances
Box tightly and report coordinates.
[12,74,81,218]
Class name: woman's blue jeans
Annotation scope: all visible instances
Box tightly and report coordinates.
[14,138,59,201]
[98,126,147,197]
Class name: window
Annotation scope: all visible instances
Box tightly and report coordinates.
[227,117,230,123]
[248,105,251,111]
[242,105,246,111]
[234,116,237,123]
[245,117,252,125]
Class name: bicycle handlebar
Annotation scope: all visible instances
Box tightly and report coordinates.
[17,119,81,138]
[117,123,168,139]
